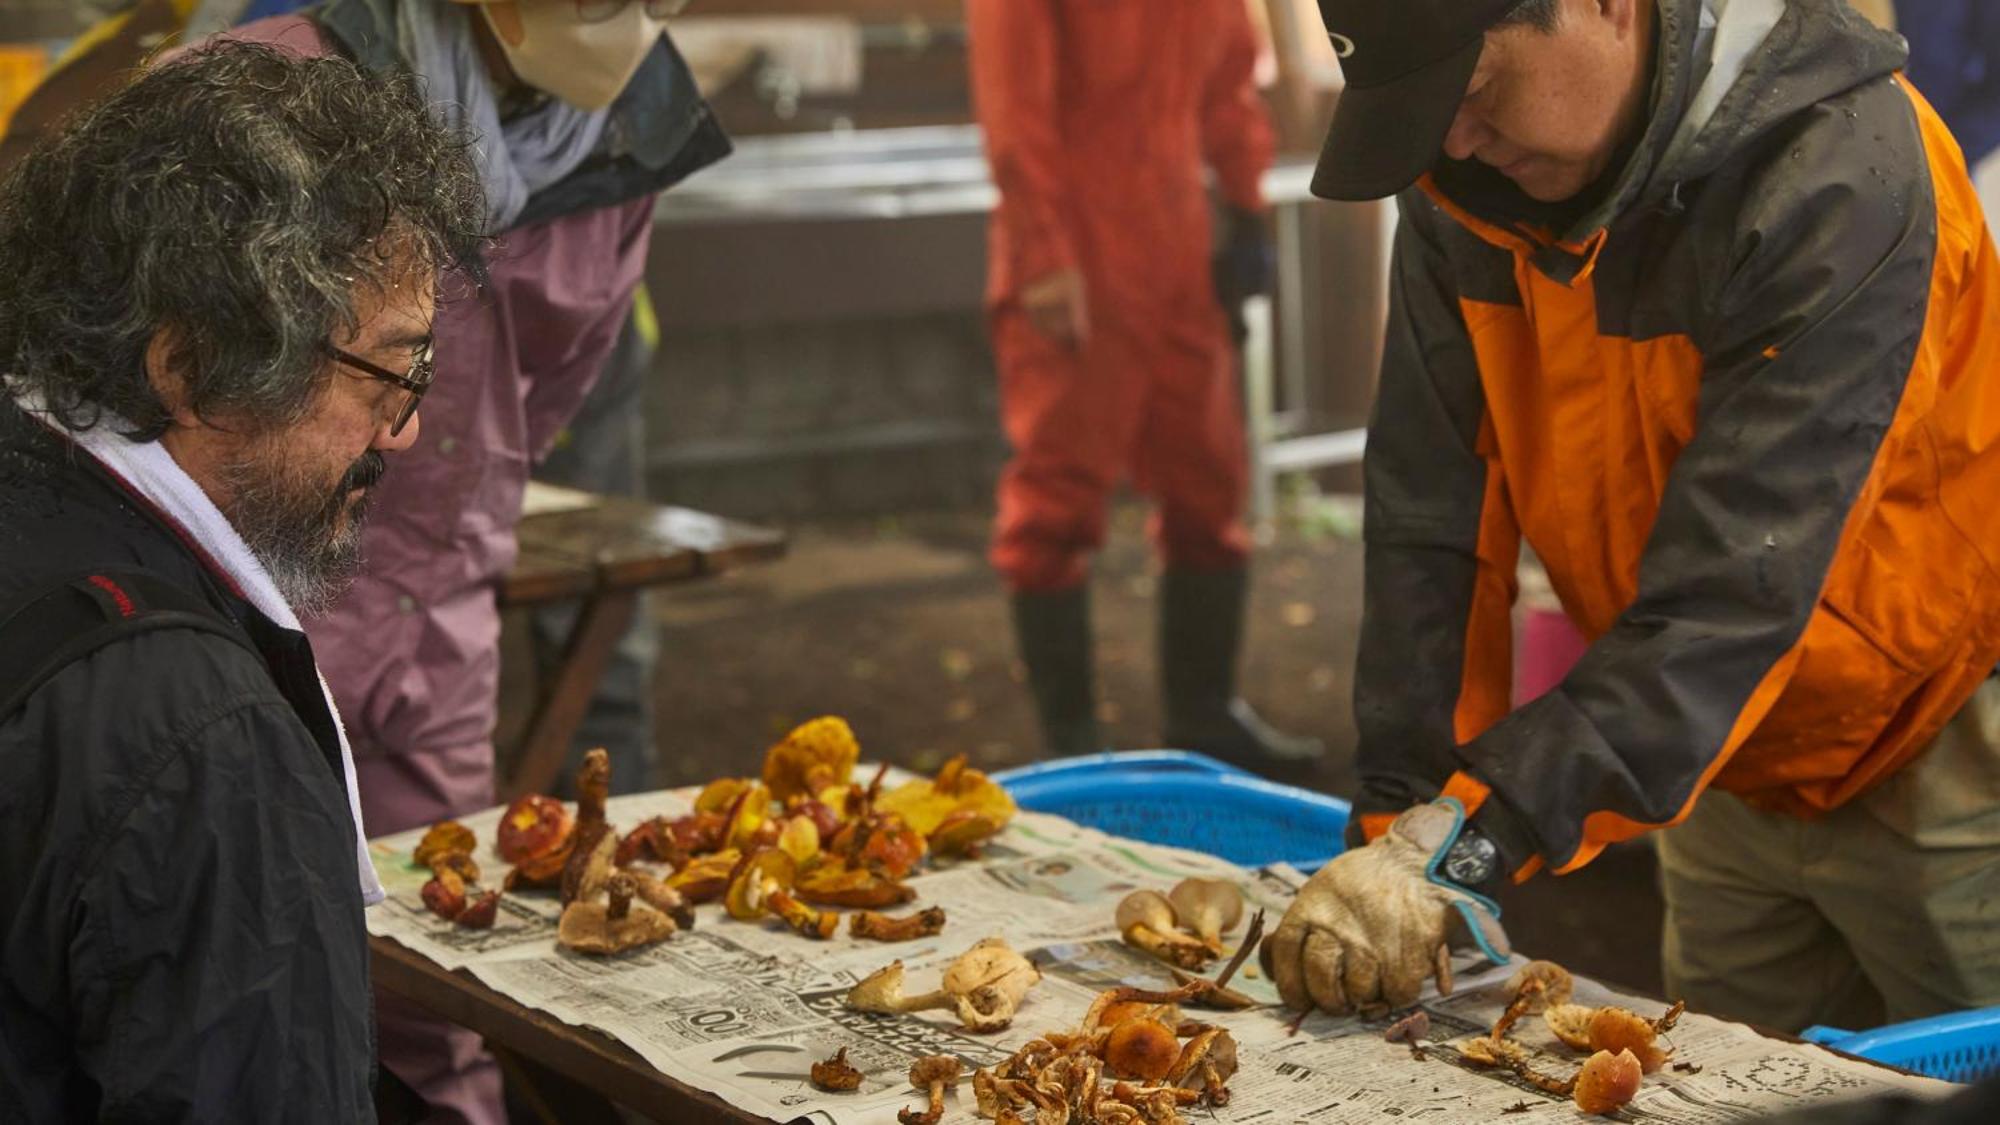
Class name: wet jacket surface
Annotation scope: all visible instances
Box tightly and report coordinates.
[1356,0,2000,875]
[0,403,374,1121]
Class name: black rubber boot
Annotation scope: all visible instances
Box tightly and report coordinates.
[1160,568,1323,769]
[1010,587,1103,758]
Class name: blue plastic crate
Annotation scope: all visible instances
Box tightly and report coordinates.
[999,764,1351,870]
[990,749,1252,792]
[1800,1007,2000,1083]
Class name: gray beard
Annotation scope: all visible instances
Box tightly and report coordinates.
[217,451,378,617]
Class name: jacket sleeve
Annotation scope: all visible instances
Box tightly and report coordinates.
[68,692,376,1122]
[518,195,654,463]
[1200,0,1274,212]
[1352,194,1521,851]
[1445,87,1941,873]
[967,0,1079,286]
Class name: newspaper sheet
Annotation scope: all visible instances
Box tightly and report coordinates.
[369,786,1954,1124]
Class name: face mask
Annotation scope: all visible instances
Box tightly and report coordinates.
[479,1,668,112]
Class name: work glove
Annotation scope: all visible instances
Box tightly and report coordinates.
[1212,205,1274,344]
[1264,798,1510,1016]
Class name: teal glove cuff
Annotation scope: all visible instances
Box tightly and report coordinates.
[1421,797,1508,965]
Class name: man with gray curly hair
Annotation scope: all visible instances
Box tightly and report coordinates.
[0,40,484,1121]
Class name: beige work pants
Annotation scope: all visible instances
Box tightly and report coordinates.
[1659,681,2000,1033]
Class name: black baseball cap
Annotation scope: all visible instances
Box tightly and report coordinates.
[1310,0,1523,200]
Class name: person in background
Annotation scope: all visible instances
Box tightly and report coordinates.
[1266,0,2000,1037]
[2,0,674,803]
[0,41,483,1118]
[191,1,728,1120]
[530,306,663,799]
[967,0,1322,770]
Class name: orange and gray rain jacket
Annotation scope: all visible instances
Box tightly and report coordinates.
[1355,0,2000,879]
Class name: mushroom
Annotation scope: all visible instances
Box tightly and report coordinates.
[723,782,774,852]
[557,749,615,904]
[556,873,678,955]
[421,866,468,920]
[628,871,696,929]
[1104,1018,1179,1081]
[1169,1026,1238,1104]
[1574,1048,1643,1114]
[848,938,1042,1032]
[455,891,500,929]
[725,848,798,921]
[1586,1003,1680,1073]
[496,794,573,865]
[940,937,1041,1032]
[1543,999,1682,1072]
[665,849,740,903]
[809,1047,863,1092]
[1458,1035,1577,1096]
[846,960,954,1018]
[1115,891,1214,969]
[850,906,948,942]
[694,776,752,816]
[1383,1010,1431,1044]
[1545,1003,1598,1050]
[898,1056,962,1125]
[1505,960,1574,1011]
[561,831,618,908]
[762,715,860,802]
[777,815,821,866]
[413,820,477,870]
[768,888,840,940]
[1167,879,1242,955]
[929,809,1005,858]
[795,860,917,908]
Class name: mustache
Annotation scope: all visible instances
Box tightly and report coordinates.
[340,451,388,493]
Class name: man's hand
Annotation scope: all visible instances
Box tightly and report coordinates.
[1020,268,1090,347]
[1265,801,1510,1015]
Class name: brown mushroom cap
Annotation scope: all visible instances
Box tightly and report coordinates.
[1114,890,1180,937]
[1574,1048,1643,1115]
[941,938,1040,1030]
[1167,879,1243,938]
[1104,1019,1179,1081]
[908,1056,963,1088]
[556,898,677,955]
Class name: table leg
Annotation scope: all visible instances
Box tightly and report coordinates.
[504,589,639,801]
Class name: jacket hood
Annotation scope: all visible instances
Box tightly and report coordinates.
[1430,0,1907,259]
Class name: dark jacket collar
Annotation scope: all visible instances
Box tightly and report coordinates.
[0,399,349,790]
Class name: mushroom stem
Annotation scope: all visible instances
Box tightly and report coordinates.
[1125,924,1215,969]
[898,1057,961,1125]
[851,906,948,942]
[605,873,635,921]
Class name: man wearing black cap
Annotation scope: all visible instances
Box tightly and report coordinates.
[1267,0,2000,1035]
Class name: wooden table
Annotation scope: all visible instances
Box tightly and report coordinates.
[500,484,786,802]
[373,938,757,1123]
[373,931,1936,1125]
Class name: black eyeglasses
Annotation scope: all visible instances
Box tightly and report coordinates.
[574,0,685,22]
[326,338,433,437]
